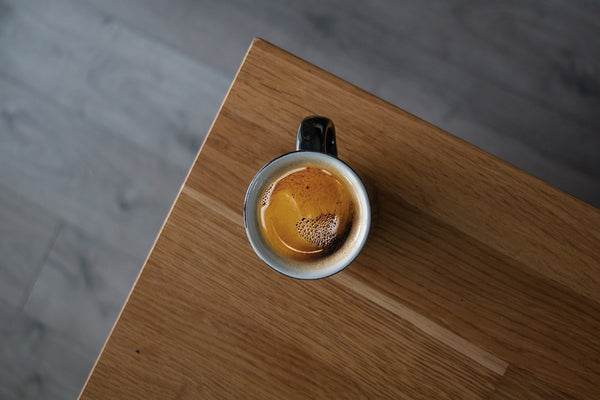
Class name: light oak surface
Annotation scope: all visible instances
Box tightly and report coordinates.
[79,39,600,399]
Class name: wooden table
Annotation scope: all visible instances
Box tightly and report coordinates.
[80,38,600,399]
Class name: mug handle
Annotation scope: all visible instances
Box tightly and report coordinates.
[296,116,337,157]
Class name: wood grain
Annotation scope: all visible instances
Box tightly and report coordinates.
[80,39,600,399]
[331,273,509,377]
[489,367,579,400]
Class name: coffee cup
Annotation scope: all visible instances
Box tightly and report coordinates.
[244,117,371,279]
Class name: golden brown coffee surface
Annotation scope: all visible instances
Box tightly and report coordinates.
[259,165,355,262]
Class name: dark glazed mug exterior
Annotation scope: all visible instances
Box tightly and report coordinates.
[296,116,337,156]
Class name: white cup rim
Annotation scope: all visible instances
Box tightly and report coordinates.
[244,151,371,279]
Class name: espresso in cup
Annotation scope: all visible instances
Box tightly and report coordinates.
[259,164,357,262]
[244,117,370,279]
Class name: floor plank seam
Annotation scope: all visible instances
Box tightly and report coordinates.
[19,221,64,311]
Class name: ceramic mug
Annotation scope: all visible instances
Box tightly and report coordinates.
[244,117,370,279]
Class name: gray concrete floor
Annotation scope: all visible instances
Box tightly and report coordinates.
[1,0,599,398]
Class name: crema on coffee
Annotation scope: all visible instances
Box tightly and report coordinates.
[258,165,356,262]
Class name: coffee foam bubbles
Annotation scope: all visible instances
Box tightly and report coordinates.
[296,213,339,248]
[261,183,274,206]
